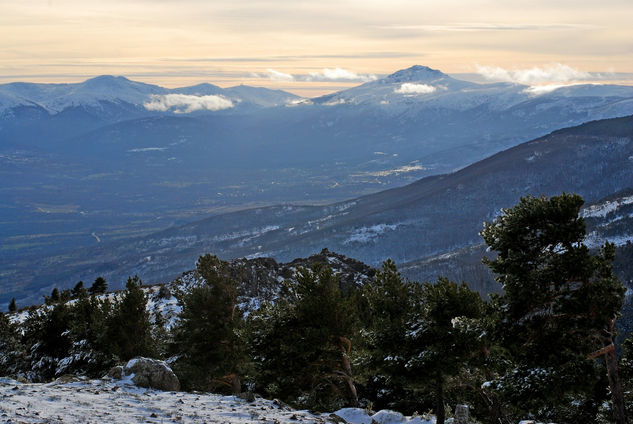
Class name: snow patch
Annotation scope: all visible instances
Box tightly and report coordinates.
[212,225,280,243]
[582,195,633,218]
[352,165,426,177]
[127,147,167,152]
[584,232,633,248]
[345,224,400,244]
[0,377,346,423]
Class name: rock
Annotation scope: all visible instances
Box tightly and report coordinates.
[370,410,406,424]
[15,376,29,384]
[107,366,124,380]
[123,357,180,391]
[239,391,256,402]
[332,408,374,424]
[454,404,469,424]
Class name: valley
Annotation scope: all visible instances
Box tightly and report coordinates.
[2,66,633,271]
[3,114,633,307]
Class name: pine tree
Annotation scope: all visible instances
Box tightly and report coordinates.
[363,263,487,422]
[50,288,60,303]
[66,293,115,376]
[406,278,486,424]
[481,193,627,423]
[8,298,17,313]
[106,276,154,361]
[89,277,107,296]
[361,260,421,412]
[171,255,245,392]
[249,264,359,411]
[59,289,72,302]
[0,312,25,376]
[23,303,74,380]
[72,281,87,298]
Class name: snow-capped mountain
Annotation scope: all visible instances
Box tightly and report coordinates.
[311,65,633,113]
[2,66,632,117]
[0,76,165,114]
[0,76,300,116]
[2,66,633,303]
[312,65,519,110]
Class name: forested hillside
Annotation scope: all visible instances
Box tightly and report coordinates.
[2,194,633,423]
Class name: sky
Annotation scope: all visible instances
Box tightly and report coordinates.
[1,0,632,96]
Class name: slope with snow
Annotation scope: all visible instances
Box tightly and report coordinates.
[2,67,633,305]
[5,114,631,305]
[0,376,439,424]
[0,75,300,116]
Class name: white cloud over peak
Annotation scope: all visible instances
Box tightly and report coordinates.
[144,94,233,113]
[306,68,377,82]
[265,69,295,81]
[394,83,436,94]
[476,64,592,85]
[254,67,377,83]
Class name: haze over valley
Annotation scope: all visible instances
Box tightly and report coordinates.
[2,66,633,306]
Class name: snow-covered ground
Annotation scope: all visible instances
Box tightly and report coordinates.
[0,377,436,424]
[0,376,329,423]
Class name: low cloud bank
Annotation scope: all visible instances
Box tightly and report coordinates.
[259,68,377,83]
[144,94,233,113]
[266,69,295,81]
[306,68,377,82]
[476,64,592,85]
[394,83,436,94]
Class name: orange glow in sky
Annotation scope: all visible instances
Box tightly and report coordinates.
[1,0,631,96]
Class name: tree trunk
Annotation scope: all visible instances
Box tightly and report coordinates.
[605,347,627,424]
[436,376,445,424]
[338,337,359,407]
[588,319,628,424]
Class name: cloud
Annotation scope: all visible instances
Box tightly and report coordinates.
[378,23,597,32]
[253,67,378,83]
[394,83,436,94]
[476,64,592,84]
[522,82,599,95]
[144,94,233,113]
[265,69,295,81]
[306,68,377,82]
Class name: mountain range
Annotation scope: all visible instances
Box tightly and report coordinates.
[2,66,633,306]
[3,114,633,307]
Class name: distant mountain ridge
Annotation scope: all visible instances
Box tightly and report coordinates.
[4,115,633,307]
[1,66,632,302]
[0,75,299,115]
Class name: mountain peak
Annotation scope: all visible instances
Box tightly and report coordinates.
[81,75,136,90]
[84,75,130,83]
[383,65,449,83]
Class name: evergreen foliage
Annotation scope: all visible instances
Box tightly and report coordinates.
[8,298,17,313]
[0,312,24,376]
[361,260,421,412]
[482,193,627,422]
[620,334,633,418]
[66,294,116,375]
[106,276,154,361]
[50,288,60,303]
[171,254,245,392]
[1,192,630,422]
[22,303,74,381]
[72,281,87,298]
[249,263,359,411]
[407,278,486,424]
[89,277,108,296]
[362,262,488,423]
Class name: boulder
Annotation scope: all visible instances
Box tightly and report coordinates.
[107,365,124,380]
[123,357,180,391]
